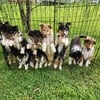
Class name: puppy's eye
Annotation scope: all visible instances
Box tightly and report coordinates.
[43,30,45,31]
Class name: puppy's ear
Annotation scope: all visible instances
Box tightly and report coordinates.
[92,38,96,44]
[66,22,71,25]
[59,22,64,27]
[28,30,33,36]
[48,24,52,29]
[84,39,90,43]
[4,21,10,26]
[93,40,96,44]
[40,23,44,29]
[12,26,18,31]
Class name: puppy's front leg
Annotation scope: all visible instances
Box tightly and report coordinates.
[68,57,73,65]
[79,57,83,67]
[54,58,58,69]
[59,59,63,70]
[79,60,83,67]
[35,59,39,69]
[8,55,12,65]
[25,64,29,70]
[39,57,44,68]
[18,62,23,69]
[85,59,90,67]
[30,62,34,68]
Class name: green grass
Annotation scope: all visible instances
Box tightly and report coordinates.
[0,2,100,100]
[0,48,100,100]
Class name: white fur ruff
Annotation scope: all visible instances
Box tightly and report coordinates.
[71,45,81,53]
[20,47,25,54]
[82,47,94,60]
[42,42,46,52]
[50,43,56,53]
[61,38,69,46]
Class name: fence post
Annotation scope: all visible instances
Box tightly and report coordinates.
[17,0,31,32]
[26,0,31,31]
[17,0,27,31]
[54,0,57,43]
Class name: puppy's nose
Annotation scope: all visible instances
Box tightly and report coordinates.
[87,48,90,51]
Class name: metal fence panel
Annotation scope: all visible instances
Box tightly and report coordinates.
[0,0,100,64]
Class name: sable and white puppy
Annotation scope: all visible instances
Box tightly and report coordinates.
[27,30,48,69]
[69,36,86,65]
[40,23,56,67]
[54,22,71,70]
[79,37,96,67]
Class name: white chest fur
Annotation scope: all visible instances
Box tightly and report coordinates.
[82,47,94,60]
[58,43,63,53]
[71,45,82,53]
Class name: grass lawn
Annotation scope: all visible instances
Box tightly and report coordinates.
[0,2,100,100]
[0,46,100,100]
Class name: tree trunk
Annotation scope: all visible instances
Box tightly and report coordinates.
[17,0,31,32]
[26,0,31,31]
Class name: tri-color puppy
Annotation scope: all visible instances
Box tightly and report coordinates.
[54,22,71,70]
[79,36,96,67]
[16,38,36,70]
[69,36,86,65]
[0,22,22,66]
[0,22,30,70]
[40,23,56,67]
[27,30,48,69]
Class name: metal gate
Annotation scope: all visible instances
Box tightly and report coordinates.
[0,0,100,65]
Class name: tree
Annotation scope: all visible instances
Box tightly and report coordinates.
[17,0,31,32]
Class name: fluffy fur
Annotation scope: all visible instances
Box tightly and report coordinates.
[79,37,96,67]
[40,23,56,67]
[28,30,48,69]
[69,36,86,65]
[54,22,70,70]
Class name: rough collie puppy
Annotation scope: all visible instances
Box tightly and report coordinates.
[54,22,71,70]
[16,38,36,70]
[79,36,96,67]
[0,22,22,65]
[27,30,48,69]
[69,36,86,65]
[40,23,56,67]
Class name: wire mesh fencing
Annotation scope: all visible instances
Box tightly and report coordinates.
[0,0,100,65]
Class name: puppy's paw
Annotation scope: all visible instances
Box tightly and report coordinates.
[54,64,57,69]
[30,62,34,68]
[85,64,89,67]
[73,60,76,65]
[48,63,51,67]
[39,62,42,68]
[25,64,28,70]
[68,61,72,65]
[8,61,12,65]
[85,60,90,67]
[18,65,22,69]
[44,63,48,67]
[68,57,72,65]
[35,63,38,69]
[79,62,83,67]
[59,66,62,70]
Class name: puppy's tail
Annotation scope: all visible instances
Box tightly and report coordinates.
[79,35,87,38]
